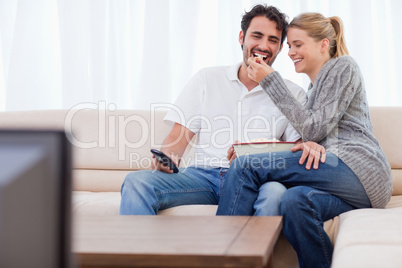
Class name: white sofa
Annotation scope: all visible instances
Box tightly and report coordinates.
[1,107,401,267]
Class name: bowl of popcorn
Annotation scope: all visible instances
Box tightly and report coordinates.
[233,138,296,157]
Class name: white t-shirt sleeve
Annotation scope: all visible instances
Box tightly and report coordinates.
[280,79,308,141]
[163,70,205,133]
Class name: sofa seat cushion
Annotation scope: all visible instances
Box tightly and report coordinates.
[73,169,126,192]
[72,191,219,216]
[73,191,121,216]
[158,204,218,215]
[332,205,402,268]
[71,191,340,243]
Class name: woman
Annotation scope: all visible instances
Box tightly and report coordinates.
[216,13,392,268]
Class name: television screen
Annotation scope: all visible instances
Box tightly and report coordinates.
[0,130,73,268]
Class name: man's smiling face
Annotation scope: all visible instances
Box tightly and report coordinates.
[239,16,283,67]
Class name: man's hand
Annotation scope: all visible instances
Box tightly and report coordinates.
[291,141,326,170]
[227,140,240,165]
[151,123,194,173]
[151,153,179,174]
[247,57,275,83]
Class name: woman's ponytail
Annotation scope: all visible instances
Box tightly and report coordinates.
[329,16,349,58]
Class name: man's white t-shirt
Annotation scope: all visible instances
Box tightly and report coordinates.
[164,63,307,168]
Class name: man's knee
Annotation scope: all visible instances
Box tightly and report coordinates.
[253,182,287,216]
[260,181,286,195]
[257,182,287,203]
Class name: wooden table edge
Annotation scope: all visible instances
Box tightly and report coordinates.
[74,215,283,268]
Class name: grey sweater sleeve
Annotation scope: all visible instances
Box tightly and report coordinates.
[260,57,358,142]
[260,56,393,208]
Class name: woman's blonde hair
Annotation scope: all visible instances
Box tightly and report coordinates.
[289,12,349,58]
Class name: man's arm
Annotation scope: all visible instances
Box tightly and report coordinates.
[152,123,195,173]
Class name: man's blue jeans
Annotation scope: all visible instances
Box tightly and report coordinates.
[254,181,286,216]
[120,166,286,215]
[216,151,371,268]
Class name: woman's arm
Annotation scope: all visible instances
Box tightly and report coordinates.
[256,57,360,142]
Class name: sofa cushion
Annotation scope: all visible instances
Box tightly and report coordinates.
[65,109,171,170]
[72,191,339,242]
[370,107,402,169]
[369,107,402,196]
[391,169,402,196]
[72,192,219,216]
[332,205,402,268]
[386,195,402,209]
[2,108,401,196]
[73,169,126,192]
[72,191,121,216]
[0,109,171,170]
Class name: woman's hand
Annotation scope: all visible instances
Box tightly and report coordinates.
[247,57,275,83]
[291,141,326,170]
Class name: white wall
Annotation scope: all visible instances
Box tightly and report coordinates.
[0,0,401,111]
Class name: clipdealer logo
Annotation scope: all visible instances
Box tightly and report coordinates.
[63,101,185,161]
[63,101,298,168]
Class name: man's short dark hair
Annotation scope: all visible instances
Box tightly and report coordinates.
[241,4,289,46]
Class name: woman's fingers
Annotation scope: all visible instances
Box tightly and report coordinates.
[295,141,327,170]
[299,143,310,165]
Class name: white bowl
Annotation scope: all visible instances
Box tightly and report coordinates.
[233,141,296,156]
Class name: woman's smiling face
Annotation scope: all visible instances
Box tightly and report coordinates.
[287,27,329,83]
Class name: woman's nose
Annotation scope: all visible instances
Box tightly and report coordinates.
[288,48,295,57]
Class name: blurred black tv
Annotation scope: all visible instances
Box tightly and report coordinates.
[0,130,73,268]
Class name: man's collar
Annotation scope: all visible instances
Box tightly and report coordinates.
[226,62,263,93]
[226,62,243,82]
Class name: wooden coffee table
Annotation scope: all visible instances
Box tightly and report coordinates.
[73,215,282,268]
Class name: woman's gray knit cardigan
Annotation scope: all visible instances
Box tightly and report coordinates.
[261,55,392,208]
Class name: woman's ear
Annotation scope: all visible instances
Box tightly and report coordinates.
[321,38,330,54]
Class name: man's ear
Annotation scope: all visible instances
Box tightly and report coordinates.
[279,43,283,53]
[321,38,330,54]
[239,31,244,46]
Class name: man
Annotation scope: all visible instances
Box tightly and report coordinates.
[119,4,306,215]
